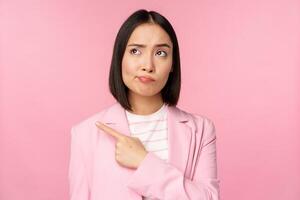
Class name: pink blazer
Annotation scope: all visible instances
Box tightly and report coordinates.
[68,102,220,200]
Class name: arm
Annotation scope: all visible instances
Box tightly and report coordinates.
[68,126,90,200]
[125,118,220,200]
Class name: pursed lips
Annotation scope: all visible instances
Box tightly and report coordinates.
[137,76,155,82]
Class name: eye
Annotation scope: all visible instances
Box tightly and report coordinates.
[156,50,167,57]
[129,48,141,55]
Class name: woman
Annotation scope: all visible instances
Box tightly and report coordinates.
[68,9,220,200]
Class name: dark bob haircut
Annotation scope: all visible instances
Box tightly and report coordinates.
[109,9,181,111]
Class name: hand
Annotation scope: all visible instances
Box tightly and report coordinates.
[95,121,148,169]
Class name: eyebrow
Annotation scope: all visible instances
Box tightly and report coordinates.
[127,43,171,48]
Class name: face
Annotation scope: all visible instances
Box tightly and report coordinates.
[121,23,173,98]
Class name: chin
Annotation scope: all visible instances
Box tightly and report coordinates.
[133,88,161,97]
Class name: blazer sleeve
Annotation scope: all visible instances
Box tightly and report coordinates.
[125,118,220,200]
[68,126,90,200]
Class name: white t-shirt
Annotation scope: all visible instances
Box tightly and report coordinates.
[125,103,168,162]
[125,103,168,200]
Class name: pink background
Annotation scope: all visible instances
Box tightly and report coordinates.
[1,0,299,199]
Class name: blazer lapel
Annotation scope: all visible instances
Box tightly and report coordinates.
[100,102,196,178]
[167,105,196,178]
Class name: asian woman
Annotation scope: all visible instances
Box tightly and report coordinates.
[68,9,220,200]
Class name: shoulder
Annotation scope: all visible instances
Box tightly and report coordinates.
[174,106,215,128]
[174,106,217,142]
[70,102,117,140]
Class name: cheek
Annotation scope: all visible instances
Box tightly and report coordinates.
[160,70,171,84]
[157,59,172,77]
[122,57,137,82]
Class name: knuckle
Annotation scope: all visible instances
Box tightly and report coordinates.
[115,155,121,161]
[116,142,121,147]
[115,149,120,154]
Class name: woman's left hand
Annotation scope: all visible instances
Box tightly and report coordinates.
[95,121,148,169]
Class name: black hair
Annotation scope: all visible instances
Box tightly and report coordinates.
[109,9,181,111]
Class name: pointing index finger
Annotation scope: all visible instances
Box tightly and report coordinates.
[95,121,124,141]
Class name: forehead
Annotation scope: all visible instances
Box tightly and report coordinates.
[127,23,172,46]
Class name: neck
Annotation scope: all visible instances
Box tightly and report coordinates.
[128,92,164,115]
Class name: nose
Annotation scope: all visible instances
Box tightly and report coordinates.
[141,54,155,73]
